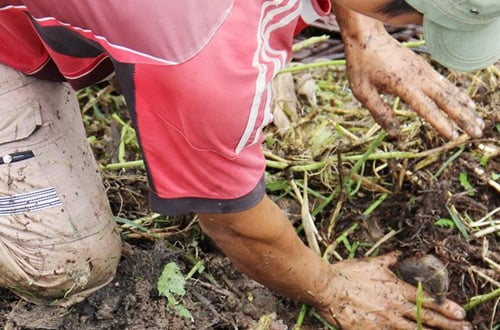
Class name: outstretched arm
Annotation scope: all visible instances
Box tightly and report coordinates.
[198,195,471,329]
[330,1,485,139]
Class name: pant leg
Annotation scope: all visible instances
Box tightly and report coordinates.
[0,64,121,306]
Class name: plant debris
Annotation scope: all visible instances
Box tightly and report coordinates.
[1,21,498,329]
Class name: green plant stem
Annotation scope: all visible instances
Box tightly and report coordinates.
[416,281,424,330]
[401,40,426,48]
[346,131,387,193]
[185,261,204,281]
[280,40,424,75]
[434,146,465,178]
[446,204,470,240]
[463,288,500,311]
[311,310,338,330]
[292,35,330,52]
[103,137,470,172]
[363,193,389,216]
[294,304,308,329]
[103,160,145,170]
[349,131,387,179]
[265,160,289,169]
[279,60,346,74]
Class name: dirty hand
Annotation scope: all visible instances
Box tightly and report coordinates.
[315,252,472,329]
[337,8,485,140]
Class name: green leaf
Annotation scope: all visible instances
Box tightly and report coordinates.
[492,172,500,181]
[479,155,488,167]
[175,304,193,320]
[459,172,475,196]
[157,262,186,305]
[434,218,455,229]
[157,262,193,321]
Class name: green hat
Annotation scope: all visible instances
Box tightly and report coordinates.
[405,0,500,72]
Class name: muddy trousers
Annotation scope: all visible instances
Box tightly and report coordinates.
[0,64,121,306]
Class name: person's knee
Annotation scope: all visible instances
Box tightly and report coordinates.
[0,63,122,305]
[0,222,121,305]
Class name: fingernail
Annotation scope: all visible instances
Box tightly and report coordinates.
[462,323,473,330]
[455,310,466,319]
[467,100,476,109]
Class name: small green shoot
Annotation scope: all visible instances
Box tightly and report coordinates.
[114,216,149,232]
[311,309,338,330]
[459,172,475,196]
[346,240,360,259]
[185,261,204,281]
[479,155,488,167]
[446,205,470,240]
[492,172,500,181]
[157,262,192,321]
[294,304,308,329]
[416,281,424,330]
[434,218,456,229]
[346,131,387,195]
[363,193,389,216]
[434,146,465,178]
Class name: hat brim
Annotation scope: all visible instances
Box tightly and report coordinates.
[423,17,500,72]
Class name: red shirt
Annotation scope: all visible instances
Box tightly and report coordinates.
[0,0,330,215]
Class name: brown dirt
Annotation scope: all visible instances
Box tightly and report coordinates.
[1,164,498,329]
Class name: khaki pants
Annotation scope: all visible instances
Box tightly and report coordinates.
[0,64,121,306]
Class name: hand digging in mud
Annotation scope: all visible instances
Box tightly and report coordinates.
[199,196,473,330]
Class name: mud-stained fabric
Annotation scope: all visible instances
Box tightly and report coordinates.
[0,64,121,306]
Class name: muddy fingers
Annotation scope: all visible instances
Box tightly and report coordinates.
[350,79,401,136]
[403,304,473,330]
[428,78,485,138]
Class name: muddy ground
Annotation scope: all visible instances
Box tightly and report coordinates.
[1,20,499,330]
[1,162,498,329]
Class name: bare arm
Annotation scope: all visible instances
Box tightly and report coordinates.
[332,0,422,25]
[198,195,471,329]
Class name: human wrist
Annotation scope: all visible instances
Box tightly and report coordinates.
[332,2,386,42]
